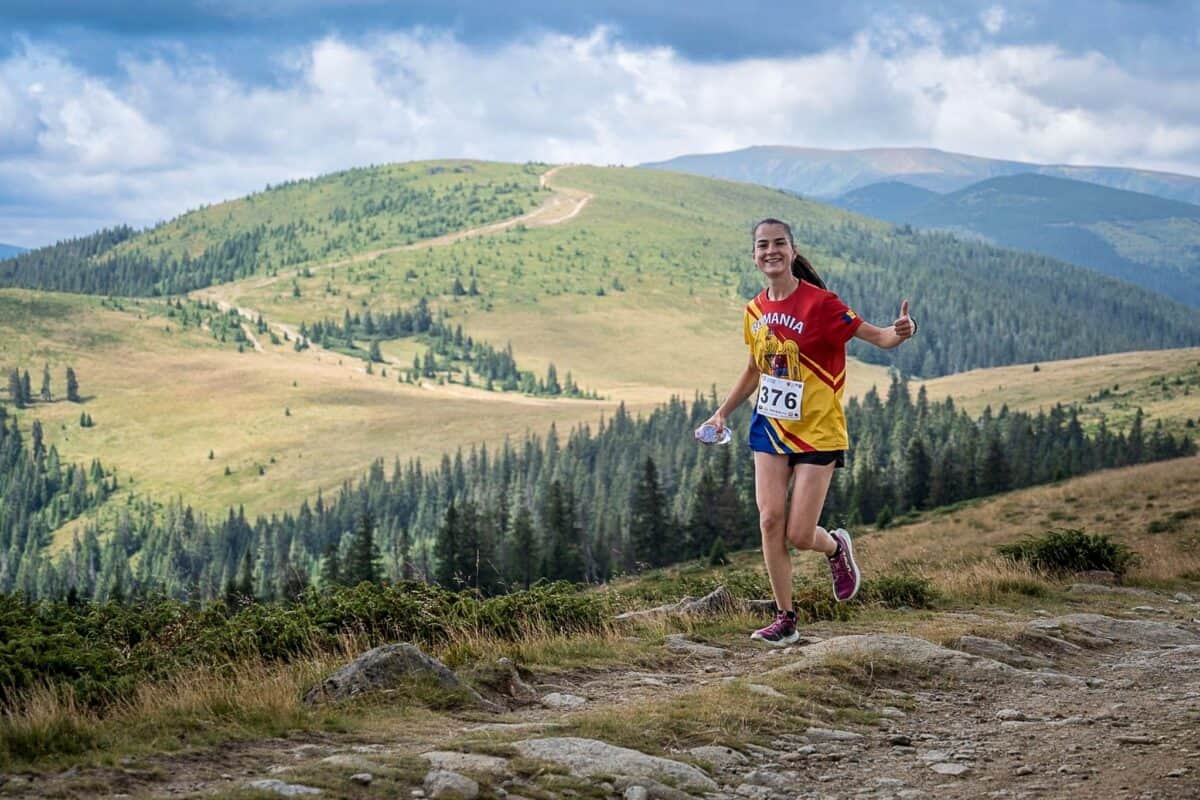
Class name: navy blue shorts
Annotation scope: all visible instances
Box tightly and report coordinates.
[787,450,845,469]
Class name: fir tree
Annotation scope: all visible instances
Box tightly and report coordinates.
[345,512,382,585]
[65,367,80,402]
[40,363,51,402]
[319,541,341,589]
[629,456,669,569]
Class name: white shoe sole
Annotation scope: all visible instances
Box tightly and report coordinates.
[750,630,800,647]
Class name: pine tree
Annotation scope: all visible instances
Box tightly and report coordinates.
[319,541,341,589]
[7,370,23,408]
[236,549,255,602]
[901,437,932,511]
[21,371,31,405]
[65,367,80,402]
[40,363,51,402]
[540,481,585,582]
[345,512,382,585]
[629,456,669,569]
[434,501,461,588]
[508,502,536,590]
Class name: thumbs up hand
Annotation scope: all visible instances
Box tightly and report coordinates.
[893,299,916,339]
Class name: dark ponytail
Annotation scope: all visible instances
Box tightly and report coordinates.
[752,218,827,290]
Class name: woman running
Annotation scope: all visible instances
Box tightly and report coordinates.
[701,218,916,645]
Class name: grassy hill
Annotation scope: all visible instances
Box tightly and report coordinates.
[644,145,1200,205]
[835,174,1200,306]
[3,162,1200,566]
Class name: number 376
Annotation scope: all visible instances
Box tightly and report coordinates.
[759,386,797,410]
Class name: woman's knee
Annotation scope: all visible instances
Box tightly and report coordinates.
[758,507,786,537]
[787,526,818,550]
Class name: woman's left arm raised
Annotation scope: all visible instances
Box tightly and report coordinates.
[853,299,916,350]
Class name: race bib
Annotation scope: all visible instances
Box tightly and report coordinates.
[756,374,804,420]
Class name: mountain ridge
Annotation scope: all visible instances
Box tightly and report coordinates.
[644,145,1200,204]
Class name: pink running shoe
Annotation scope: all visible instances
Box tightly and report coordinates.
[750,611,800,647]
[828,528,861,602]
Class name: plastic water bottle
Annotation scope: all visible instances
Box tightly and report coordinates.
[695,423,732,445]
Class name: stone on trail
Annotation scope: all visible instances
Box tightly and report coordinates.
[688,745,749,770]
[954,635,1052,669]
[245,779,322,797]
[614,585,736,621]
[512,737,718,793]
[765,634,1082,685]
[540,691,587,709]
[664,634,728,658]
[302,643,491,708]
[930,762,970,776]
[1027,614,1200,647]
[423,769,480,800]
[804,726,864,743]
[421,751,510,777]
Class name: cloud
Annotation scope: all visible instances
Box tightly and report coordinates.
[2,22,1200,246]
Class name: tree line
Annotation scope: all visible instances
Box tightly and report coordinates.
[6,365,80,407]
[300,299,600,397]
[3,376,1191,602]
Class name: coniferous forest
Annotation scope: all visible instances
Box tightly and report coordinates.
[3,377,1190,602]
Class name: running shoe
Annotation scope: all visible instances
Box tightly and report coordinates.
[750,611,800,646]
[828,528,862,602]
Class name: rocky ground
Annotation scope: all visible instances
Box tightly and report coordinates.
[5,585,1199,800]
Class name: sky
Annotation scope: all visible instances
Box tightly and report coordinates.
[2,1,1199,246]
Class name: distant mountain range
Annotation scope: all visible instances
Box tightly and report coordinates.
[645,147,1200,307]
[0,243,26,260]
[833,174,1200,306]
[643,146,1200,205]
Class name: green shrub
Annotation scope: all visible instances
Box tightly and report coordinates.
[859,574,938,608]
[0,581,610,711]
[997,528,1140,576]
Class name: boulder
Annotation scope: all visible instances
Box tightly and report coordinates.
[1027,614,1200,648]
[615,586,737,621]
[954,635,1053,669]
[766,634,1081,686]
[423,769,479,799]
[421,751,510,777]
[303,643,489,707]
[512,737,718,793]
[244,779,322,797]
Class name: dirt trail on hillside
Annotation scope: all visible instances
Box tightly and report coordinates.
[22,592,1200,799]
[190,165,592,380]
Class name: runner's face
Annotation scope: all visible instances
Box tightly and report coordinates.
[753,223,794,280]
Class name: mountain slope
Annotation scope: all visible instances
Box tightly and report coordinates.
[832,174,1200,306]
[644,145,1200,205]
[0,243,25,260]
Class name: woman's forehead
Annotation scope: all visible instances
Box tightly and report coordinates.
[754,223,790,241]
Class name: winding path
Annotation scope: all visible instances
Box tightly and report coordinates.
[192,165,592,373]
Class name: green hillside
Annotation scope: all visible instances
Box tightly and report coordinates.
[833,174,1200,306]
[0,160,549,295]
[189,165,1200,383]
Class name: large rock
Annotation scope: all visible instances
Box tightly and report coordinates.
[615,586,737,622]
[303,643,489,707]
[766,634,1081,686]
[245,779,322,797]
[1027,614,1200,647]
[423,769,479,799]
[954,635,1053,669]
[512,737,718,793]
[421,751,510,777]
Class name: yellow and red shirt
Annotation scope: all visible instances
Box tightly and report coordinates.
[743,281,863,453]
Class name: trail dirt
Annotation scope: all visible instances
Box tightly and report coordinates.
[15,590,1200,799]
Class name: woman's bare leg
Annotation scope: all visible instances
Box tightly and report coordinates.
[754,451,795,612]
[786,463,837,555]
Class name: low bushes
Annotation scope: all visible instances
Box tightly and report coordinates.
[997,528,1140,577]
[0,581,610,710]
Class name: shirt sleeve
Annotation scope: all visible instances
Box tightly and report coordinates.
[743,305,754,347]
[822,292,864,345]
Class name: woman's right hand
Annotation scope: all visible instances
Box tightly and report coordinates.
[700,410,726,434]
